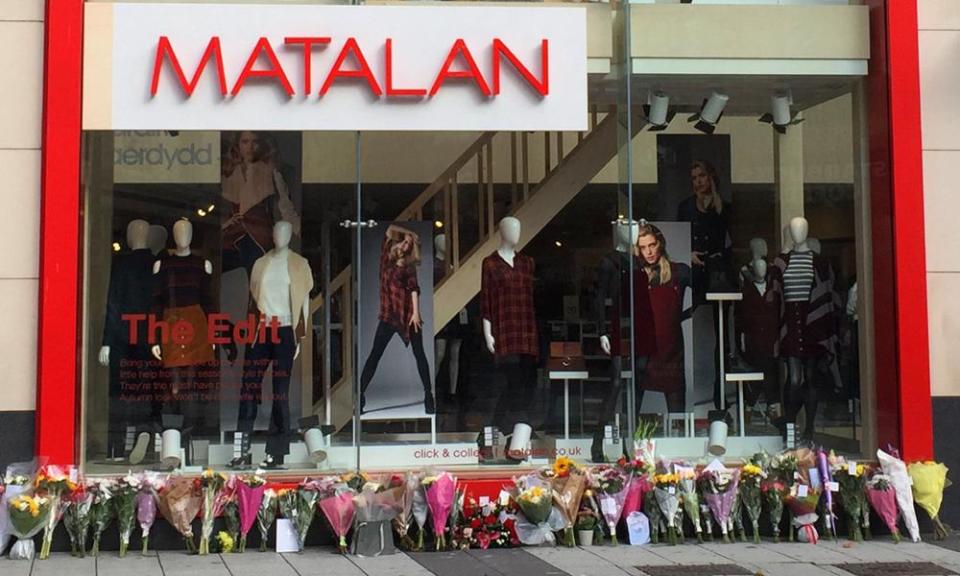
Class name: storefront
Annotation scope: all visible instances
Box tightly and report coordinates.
[36,0,931,475]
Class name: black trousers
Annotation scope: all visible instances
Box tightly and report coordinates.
[742,356,780,408]
[237,326,296,458]
[784,356,818,438]
[593,355,650,447]
[360,321,433,401]
[491,355,537,431]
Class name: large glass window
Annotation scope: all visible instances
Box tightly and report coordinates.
[80,0,877,474]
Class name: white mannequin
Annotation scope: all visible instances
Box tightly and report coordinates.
[483,217,521,354]
[740,259,770,352]
[434,233,463,394]
[600,220,640,356]
[788,217,810,253]
[99,220,151,366]
[749,238,768,262]
[808,237,822,255]
[151,219,213,361]
[435,234,447,262]
[265,221,308,360]
[147,224,168,256]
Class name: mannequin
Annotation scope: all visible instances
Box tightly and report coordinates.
[592,220,656,463]
[151,219,214,464]
[147,224,169,256]
[434,234,464,396]
[735,258,783,418]
[482,217,538,431]
[773,216,838,442]
[739,238,769,286]
[233,221,312,469]
[99,219,155,463]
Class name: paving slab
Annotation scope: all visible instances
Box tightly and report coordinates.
[739,563,843,576]
[815,540,926,563]
[97,553,164,576]
[525,547,639,576]
[699,542,796,565]
[349,552,435,576]
[468,548,569,576]
[0,557,33,576]
[866,540,960,564]
[644,544,734,565]
[221,550,300,576]
[764,542,856,564]
[31,553,94,576]
[282,549,367,576]
[580,545,675,567]
[156,551,232,576]
[408,551,505,576]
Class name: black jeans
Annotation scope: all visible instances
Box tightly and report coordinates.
[593,355,650,448]
[784,356,818,438]
[491,354,537,431]
[360,321,433,402]
[237,326,296,458]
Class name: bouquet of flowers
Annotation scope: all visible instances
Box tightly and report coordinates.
[114,473,141,557]
[654,470,682,545]
[699,501,714,542]
[833,460,868,541]
[456,496,515,550]
[512,475,564,546]
[393,471,420,550]
[816,450,838,540]
[137,472,164,555]
[63,482,93,556]
[643,489,663,544]
[0,464,34,554]
[424,472,457,550]
[877,448,921,542]
[739,461,765,544]
[785,482,821,544]
[699,465,740,543]
[761,479,788,542]
[197,469,227,555]
[352,480,403,555]
[866,474,901,543]
[221,493,239,552]
[158,476,202,553]
[35,464,78,559]
[412,478,430,551]
[318,489,355,553]
[550,457,587,547]
[257,488,279,552]
[770,451,799,541]
[676,465,703,543]
[88,479,115,556]
[592,465,629,545]
[278,483,322,552]
[8,494,50,560]
[633,418,658,466]
[908,460,952,540]
[236,473,265,552]
[620,457,652,519]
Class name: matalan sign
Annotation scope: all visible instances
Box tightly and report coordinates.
[92,4,588,131]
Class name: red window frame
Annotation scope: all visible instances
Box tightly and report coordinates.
[36,0,932,464]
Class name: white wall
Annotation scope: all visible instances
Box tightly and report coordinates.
[0,0,42,413]
[919,0,960,397]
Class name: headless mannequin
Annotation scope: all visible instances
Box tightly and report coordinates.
[434,234,463,395]
[782,217,818,440]
[100,219,150,366]
[482,216,537,431]
[235,221,309,468]
[593,221,650,462]
[740,238,769,287]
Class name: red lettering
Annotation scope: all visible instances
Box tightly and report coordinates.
[492,39,548,97]
[150,36,227,97]
[319,38,382,97]
[385,38,426,98]
[429,39,491,97]
[283,36,331,95]
[147,314,169,345]
[207,313,231,345]
[268,316,282,344]
[123,314,147,345]
[232,37,295,97]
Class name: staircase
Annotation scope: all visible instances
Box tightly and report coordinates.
[309,107,646,433]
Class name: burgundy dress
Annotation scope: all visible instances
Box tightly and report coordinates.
[644,262,691,394]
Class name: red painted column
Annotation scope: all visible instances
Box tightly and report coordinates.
[37,0,84,465]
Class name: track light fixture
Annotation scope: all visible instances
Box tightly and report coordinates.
[688,91,729,134]
[644,91,676,131]
[759,91,804,133]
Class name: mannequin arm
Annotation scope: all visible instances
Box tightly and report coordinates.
[99,345,110,366]
[295,295,309,360]
[151,344,162,361]
[482,319,495,354]
[600,335,611,356]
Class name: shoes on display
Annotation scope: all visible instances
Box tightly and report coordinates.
[260,454,285,470]
[229,453,252,470]
[129,432,151,465]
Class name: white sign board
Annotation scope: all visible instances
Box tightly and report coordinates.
[94,4,588,131]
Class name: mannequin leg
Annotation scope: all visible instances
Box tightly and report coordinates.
[802,358,818,440]
[783,357,805,434]
[265,328,295,462]
[409,329,436,413]
[358,321,396,410]
[448,339,462,395]
[237,341,268,433]
[435,338,448,382]
[592,356,623,462]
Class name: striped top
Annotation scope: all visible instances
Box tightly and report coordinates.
[783,250,815,302]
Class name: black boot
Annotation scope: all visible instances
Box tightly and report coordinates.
[229,432,252,469]
[590,434,606,463]
[424,392,436,415]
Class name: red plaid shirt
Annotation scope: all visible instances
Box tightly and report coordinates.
[481,252,538,359]
[379,239,420,343]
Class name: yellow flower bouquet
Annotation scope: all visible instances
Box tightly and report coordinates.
[8,494,50,560]
[908,461,952,540]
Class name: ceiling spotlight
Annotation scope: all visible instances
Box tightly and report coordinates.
[688,91,729,134]
[196,208,207,217]
[112,242,121,252]
[207,204,215,212]
[644,91,675,132]
[434,220,444,229]
[555,240,563,248]
[759,91,804,133]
